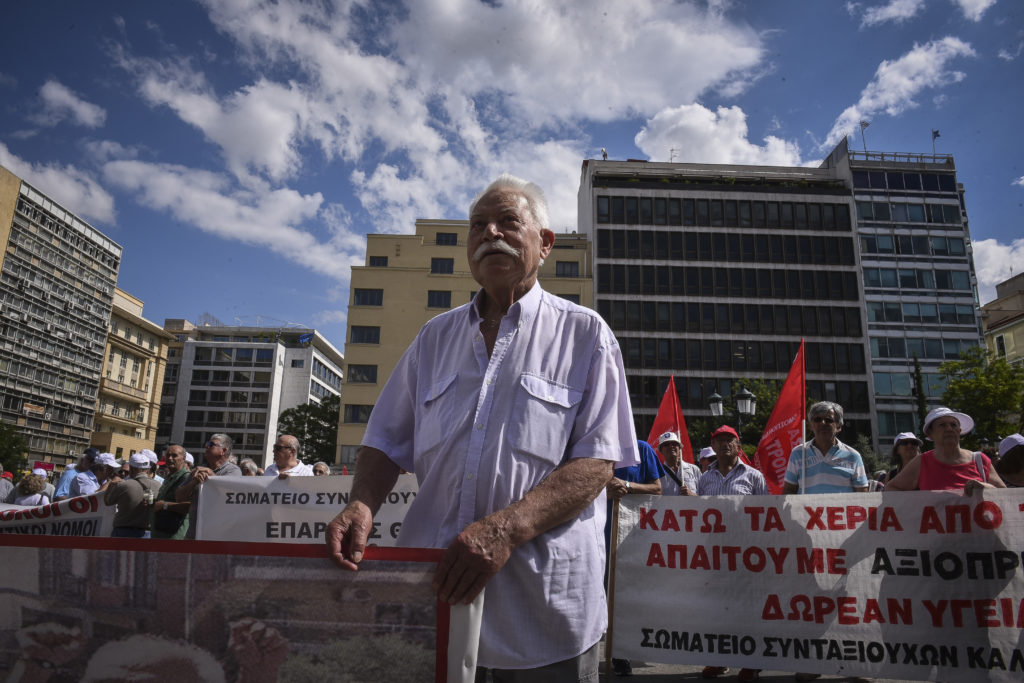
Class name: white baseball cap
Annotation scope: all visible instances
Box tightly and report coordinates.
[31,468,48,477]
[184,452,195,465]
[140,449,158,465]
[892,432,923,447]
[657,431,682,447]
[95,453,118,468]
[128,453,151,468]
[923,407,974,437]
[699,446,716,460]
[999,434,1024,459]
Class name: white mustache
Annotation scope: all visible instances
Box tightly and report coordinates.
[472,240,521,262]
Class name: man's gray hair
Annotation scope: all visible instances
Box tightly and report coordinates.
[210,433,233,452]
[808,401,844,427]
[469,173,550,231]
[238,458,259,476]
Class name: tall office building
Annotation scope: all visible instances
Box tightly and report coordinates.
[829,141,982,442]
[578,139,982,452]
[157,321,344,468]
[337,219,592,466]
[0,166,120,467]
[90,288,172,459]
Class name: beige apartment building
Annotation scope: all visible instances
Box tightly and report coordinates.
[90,289,172,458]
[336,219,592,466]
[982,272,1024,367]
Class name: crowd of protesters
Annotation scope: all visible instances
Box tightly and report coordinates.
[2,407,1021,544]
[0,432,338,539]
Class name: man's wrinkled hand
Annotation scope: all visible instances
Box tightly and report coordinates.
[433,516,513,604]
[326,501,374,570]
[606,477,629,501]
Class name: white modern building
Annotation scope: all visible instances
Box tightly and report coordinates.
[157,321,343,468]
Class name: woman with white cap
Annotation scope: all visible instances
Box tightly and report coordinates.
[884,432,923,485]
[994,434,1024,487]
[886,407,1006,492]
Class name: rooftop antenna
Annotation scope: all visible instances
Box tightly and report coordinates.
[859,121,870,153]
[669,148,678,162]
[601,148,608,160]
[931,129,940,156]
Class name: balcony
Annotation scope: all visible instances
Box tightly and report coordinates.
[100,376,147,401]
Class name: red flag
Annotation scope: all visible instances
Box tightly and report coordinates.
[646,376,694,464]
[752,340,806,494]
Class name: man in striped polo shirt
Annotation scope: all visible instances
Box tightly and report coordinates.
[782,401,868,494]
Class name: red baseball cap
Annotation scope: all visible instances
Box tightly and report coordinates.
[710,425,739,440]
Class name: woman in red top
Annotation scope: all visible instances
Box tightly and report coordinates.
[886,407,1005,493]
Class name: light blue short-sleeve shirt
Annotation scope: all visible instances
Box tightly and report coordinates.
[784,439,868,493]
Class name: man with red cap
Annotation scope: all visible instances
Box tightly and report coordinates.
[696,424,766,681]
[697,425,767,497]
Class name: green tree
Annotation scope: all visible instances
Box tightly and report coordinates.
[0,421,29,475]
[276,394,340,464]
[912,356,928,433]
[939,347,1024,449]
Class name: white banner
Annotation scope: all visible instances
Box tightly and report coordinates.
[196,473,419,544]
[0,495,115,537]
[611,489,1023,682]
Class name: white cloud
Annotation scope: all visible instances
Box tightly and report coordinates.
[1013,176,1024,187]
[110,0,770,234]
[0,142,116,223]
[35,79,107,128]
[314,309,348,326]
[390,0,765,126]
[102,160,363,282]
[635,103,803,166]
[860,0,925,27]
[82,139,141,163]
[952,0,996,22]
[973,238,1024,304]
[823,37,975,149]
[999,42,1023,61]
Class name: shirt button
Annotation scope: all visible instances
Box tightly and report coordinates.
[467,473,474,480]
[547,395,554,401]
[476,423,484,430]
[486,378,493,385]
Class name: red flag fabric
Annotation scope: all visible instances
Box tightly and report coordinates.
[752,340,806,494]
[646,376,694,464]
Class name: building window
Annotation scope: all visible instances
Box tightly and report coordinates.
[344,404,374,423]
[436,233,458,246]
[431,258,454,274]
[369,256,388,267]
[340,445,360,465]
[354,288,383,306]
[347,364,378,383]
[427,291,452,309]
[291,359,305,368]
[350,326,380,344]
[555,261,580,278]
[996,335,1006,357]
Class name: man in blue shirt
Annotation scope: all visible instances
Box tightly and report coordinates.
[606,441,664,676]
[783,401,868,494]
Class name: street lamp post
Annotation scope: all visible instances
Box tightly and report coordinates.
[708,387,757,439]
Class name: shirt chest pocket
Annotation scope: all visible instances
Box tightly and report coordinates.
[509,374,583,466]
[415,372,458,455]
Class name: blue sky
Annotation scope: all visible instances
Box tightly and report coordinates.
[1,0,1021,353]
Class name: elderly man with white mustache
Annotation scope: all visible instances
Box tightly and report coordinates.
[327,174,636,681]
